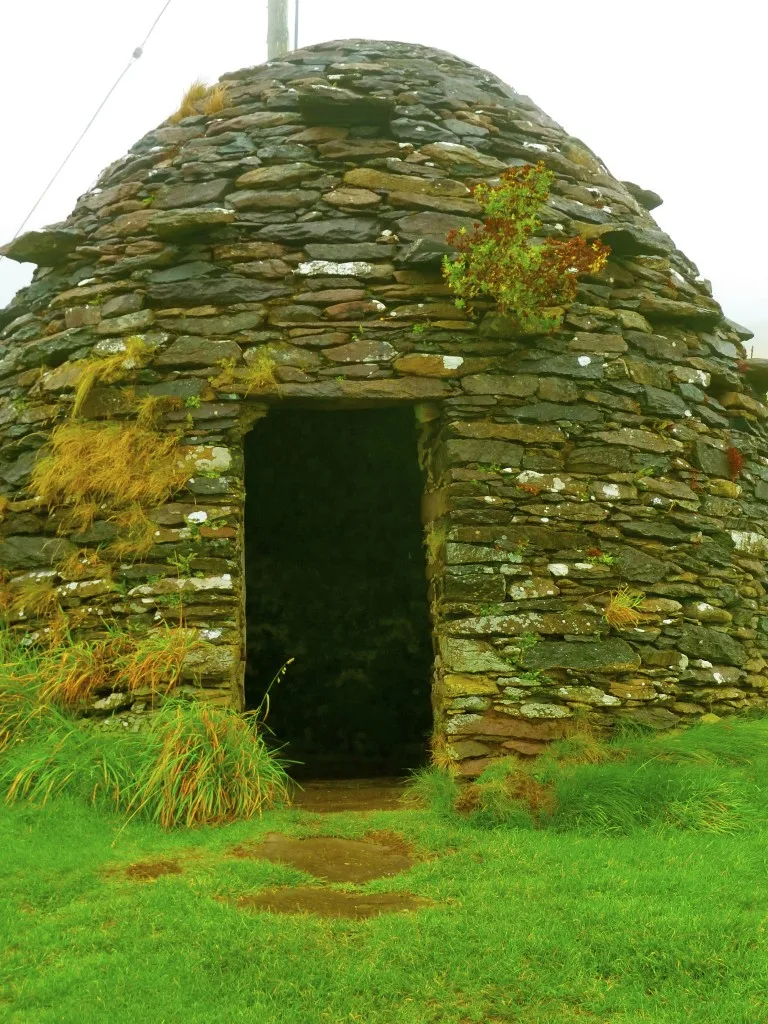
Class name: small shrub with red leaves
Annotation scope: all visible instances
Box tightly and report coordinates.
[443,161,610,333]
[727,446,745,480]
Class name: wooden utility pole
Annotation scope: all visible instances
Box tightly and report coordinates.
[267,0,290,59]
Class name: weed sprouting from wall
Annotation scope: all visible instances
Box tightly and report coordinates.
[603,586,644,629]
[443,160,610,332]
[242,350,279,395]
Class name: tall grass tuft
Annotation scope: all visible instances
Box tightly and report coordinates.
[401,764,460,816]
[1,630,294,825]
[0,636,53,752]
[126,700,293,827]
[2,699,294,827]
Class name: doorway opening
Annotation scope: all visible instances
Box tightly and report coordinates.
[243,406,434,779]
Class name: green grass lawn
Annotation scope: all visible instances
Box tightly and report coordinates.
[3,794,768,1024]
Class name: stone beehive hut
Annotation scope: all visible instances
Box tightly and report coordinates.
[1,38,767,777]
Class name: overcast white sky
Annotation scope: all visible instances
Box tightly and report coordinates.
[1,1,765,351]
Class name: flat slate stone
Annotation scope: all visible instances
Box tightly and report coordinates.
[0,534,76,569]
[235,163,322,189]
[395,211,481,243]
[259,219,381,243]
[675,624,745,667]
[147,278,289,306]
[513,403,604,423]
[305,243,394,260]
[154,179,231,209]
[149,208,236,237]
[154,337,242,368]
[0,226,85,266]
[522,639,641,673]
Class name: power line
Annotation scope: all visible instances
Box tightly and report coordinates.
[0,0,175,262]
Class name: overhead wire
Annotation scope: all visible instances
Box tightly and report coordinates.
[0,0,175,263]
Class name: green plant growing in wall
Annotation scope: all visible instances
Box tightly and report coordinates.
[442,160,610,332]
[424,523,447,562]
[504,631,540,668]
[586,549,616,566]
[172,553,194,578]
[479,603,505,616]
[242,350,278,395]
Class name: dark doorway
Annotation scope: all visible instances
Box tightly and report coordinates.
[243,407,434,778]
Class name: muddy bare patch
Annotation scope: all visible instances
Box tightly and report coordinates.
[227,832,414,882]
[234,885,432,919]
[292,778,411,813]
[124,858,183,881]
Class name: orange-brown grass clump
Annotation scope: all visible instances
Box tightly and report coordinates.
[603,586,644,629]
[168,80,229,123]
[36,625,203,707]
[114,627,202,696]
[201,83,228,115]
[30,422,190,518]
[72,336,154,418]
[38,638,116,706]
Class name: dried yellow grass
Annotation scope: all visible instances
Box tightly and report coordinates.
[8,577,61,621]
[36,625,203,707]
[168,79,209,122]
[168,80,228,123]
[135,394,184,429]
[115,627,202,695]
[201,83,228,115]
[30,422,190,515]
[72,336,153,419]
[57,549,111,582]
[108,505,158,561]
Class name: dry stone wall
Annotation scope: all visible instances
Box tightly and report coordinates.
[0,39,767,774]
